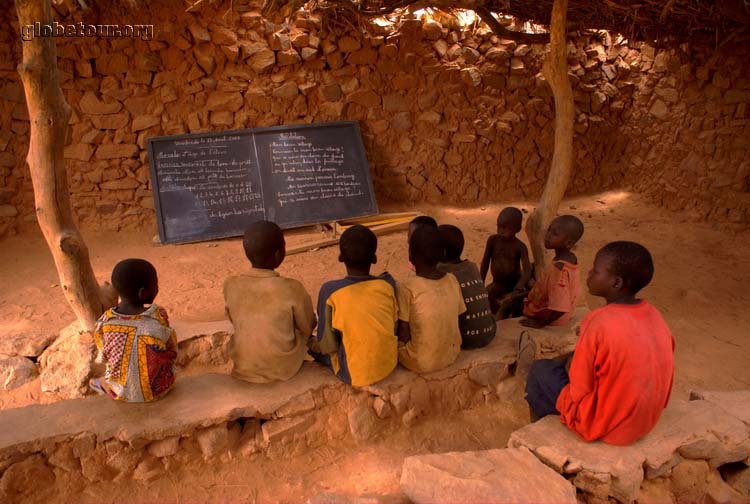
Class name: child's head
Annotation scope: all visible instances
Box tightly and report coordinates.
[243,220,285,269]
[587,241,654,299]
[544,215,584,250]
[111,258,158,305]
[409,226,444,269]
[438,224,464,262]
[497,207,523,239]
[408,215,438,242]
[339,224,377,271]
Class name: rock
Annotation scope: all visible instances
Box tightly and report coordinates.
[131,115,160,132]
[95,53,129,75]
[724,90,750,104]
[649,100,669,120]
[273,81,299,99]
[671,460,710,502]
[0,455,55,500]
[422,20,443,40]
[418,111,441,124]
[433,40,449,57]
[188,24,211,43]
[278,49,301,66]
[64,143,94,162]
[486,47,511,61]
[338,36,361,52]
[391,112,411,130]
[147,436,180,458]
[205,91,244,112]
[383,94,410,112]
[95,144,139,160]
[79,91,122,115]
[400,448,576,503]
[705,469,747,504]
[0,332,47,361]
[272,32,291,51]
[276,391,316,417]
[320,84,342,102]
[308,492,409,504]
[591,91,607,113]
[100,178,140,190]
[250,49,276,73]
[348,90,380,108]
[132,454,163,482]
[195,425,229,459]
[468,362,508,387]
[720,463,750,496]
[638,477,674,503]
[348,403,380,442]
[0,205,19,218]
[262,414,315,443]
[39,322,96,398]
[211,26,237,46]
[373,397,392,419]
[460,68,482,87]
[0,355,38,390]
[91,112,130,130]
[301,47,318,61]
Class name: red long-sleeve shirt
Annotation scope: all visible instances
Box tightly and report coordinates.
[556,301,675,445]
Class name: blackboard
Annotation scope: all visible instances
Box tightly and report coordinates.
[148,121,378,244]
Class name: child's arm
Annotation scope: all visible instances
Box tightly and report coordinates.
[514,242,532,293]
[397,320,411,343]
[480,235,496,282]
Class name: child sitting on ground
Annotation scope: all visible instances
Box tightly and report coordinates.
[437,224,496,349]
[91,258,177,402]
[398,226,467,373]
[521,215,584,328]
[523,241,674,445]
[480,207,532,318]
[312,225,398,387]
[407,215,438,272]
[224,220,316,383]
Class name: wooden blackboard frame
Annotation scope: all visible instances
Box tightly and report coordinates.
[147,121,379,245]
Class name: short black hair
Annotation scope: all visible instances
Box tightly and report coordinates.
[243,220,284,267]
[410,215,438,229]
[111,259,157,302]
[598,241,654,294]
[555,215,584,244]
[438,224,464,261]
[498,207,523,229]
[340,225,377,269]
[409,226,444,267]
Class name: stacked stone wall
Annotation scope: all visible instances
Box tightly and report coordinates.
[0,1,748,239]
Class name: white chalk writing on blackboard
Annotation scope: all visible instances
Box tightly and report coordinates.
[268,135,364,207]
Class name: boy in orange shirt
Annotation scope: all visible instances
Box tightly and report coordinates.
[524,241,675,445]
[521,215,584,328]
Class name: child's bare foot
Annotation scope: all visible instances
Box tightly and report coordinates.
[515,330,537,378]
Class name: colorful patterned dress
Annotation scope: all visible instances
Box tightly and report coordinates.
[93,304,177,402]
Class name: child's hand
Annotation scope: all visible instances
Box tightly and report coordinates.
[520,318,544,329]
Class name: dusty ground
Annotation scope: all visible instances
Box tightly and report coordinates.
[1,190,749,501]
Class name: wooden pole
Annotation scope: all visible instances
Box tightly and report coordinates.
[524,0,574,278]
[15,0,112,331]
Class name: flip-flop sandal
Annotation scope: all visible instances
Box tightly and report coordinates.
[516,330,537,377]
[88,377,106,395]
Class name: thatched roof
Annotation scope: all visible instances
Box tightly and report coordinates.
[263,0,750,45]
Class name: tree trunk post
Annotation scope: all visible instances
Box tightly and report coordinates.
[524,0,575,278]
[15,0,111,331]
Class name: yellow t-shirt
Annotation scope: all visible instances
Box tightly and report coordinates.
[223,268,316,383]
[397,274,467,373]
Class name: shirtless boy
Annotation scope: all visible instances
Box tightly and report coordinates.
[480,207,531,317]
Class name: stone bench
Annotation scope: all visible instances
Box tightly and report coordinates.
[0,325,519,502]
[498,305,589,361]
[507,390,750,503]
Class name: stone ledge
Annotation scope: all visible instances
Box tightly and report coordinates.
[508,396,750,502]
[400,447,577,503]
[0,325,519,502]
[498,305,588,360]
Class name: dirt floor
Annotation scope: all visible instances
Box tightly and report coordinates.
[1,190,749,501]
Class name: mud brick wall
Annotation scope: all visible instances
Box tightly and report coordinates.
[0,1,748,239]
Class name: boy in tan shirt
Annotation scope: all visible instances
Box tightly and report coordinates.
[223,221,316,383]
[398,226,467,373]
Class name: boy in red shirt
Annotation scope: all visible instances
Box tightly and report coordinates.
[521,215,584,328]
[524,241,675,445]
